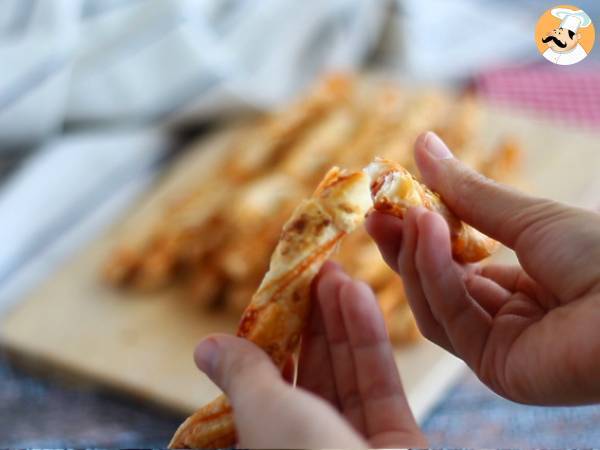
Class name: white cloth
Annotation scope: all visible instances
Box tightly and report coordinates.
[0,0,387,147]
[0,128,169,312]
[543,44,588,65]
[398,0,536,82]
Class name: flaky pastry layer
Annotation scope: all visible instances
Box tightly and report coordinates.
[365,157,499,262]
[169,167,371,448]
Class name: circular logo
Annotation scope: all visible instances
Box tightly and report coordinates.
[535,5,595,65]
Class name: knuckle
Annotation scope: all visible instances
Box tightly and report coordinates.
[339,388,362,410]
[361,379,400,401]
[452,167,490,210]
[510,200,563,249]
[248,377,285,402]
[218,350,263,393]
[235,377,289,414]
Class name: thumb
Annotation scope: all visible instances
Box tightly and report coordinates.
[415,132,600,303]
[414,131,556,249]
[195,335,368,449]
[194,334,284,403]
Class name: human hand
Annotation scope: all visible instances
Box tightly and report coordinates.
[193,261,426,449]
[367,131,600,406]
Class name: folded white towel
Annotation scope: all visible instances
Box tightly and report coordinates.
[0,0,387,147]
[0,128,169,312]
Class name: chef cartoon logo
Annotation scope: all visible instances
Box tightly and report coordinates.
[535,5,595,65]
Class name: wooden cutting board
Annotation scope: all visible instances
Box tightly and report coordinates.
[1,105,599,423]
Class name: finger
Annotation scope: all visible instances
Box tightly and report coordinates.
[464,273,511,316]
[195,337,366,449]
[319,259,343,277]
[479,264,560,310]
[365,211,403,272]
[414,131,555,249]
[339,280,426,447]
[194,334,285,409]
[416,132,600,305]
[297,269,340,407]
[317,267,367,434]
[398,207,455,353]
[414,210,492,371]
[479,264,539,298]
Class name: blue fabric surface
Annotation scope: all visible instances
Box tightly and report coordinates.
[0,350,182,448]
[1,347,599,447]
[423,371,600,448]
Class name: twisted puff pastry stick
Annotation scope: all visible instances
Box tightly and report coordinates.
[169,167,372,448]
[170,158,498,448]
[365,157,499,263]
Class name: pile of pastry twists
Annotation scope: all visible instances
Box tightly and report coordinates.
[103,73,521,346]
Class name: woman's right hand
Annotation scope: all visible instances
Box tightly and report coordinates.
[367,131,600,406]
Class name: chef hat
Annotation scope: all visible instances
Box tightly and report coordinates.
[551,8,592,33]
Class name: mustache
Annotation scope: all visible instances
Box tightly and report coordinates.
[542,35,567,48]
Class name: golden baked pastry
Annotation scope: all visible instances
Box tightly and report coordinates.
[365,157,499,263]
[169,167,372,448]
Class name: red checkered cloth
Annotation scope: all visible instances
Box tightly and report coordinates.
[475,62,600,129]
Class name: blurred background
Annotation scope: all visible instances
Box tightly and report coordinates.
[1,0,600,447]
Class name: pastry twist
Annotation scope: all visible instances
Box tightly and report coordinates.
[169,167,372,448]
[365,157,499,262]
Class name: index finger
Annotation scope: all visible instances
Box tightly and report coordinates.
[413,210,492,371]
[338,279,422,445]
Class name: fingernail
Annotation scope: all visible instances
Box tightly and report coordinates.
[195,338,219,376]
[425,132,454,160]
